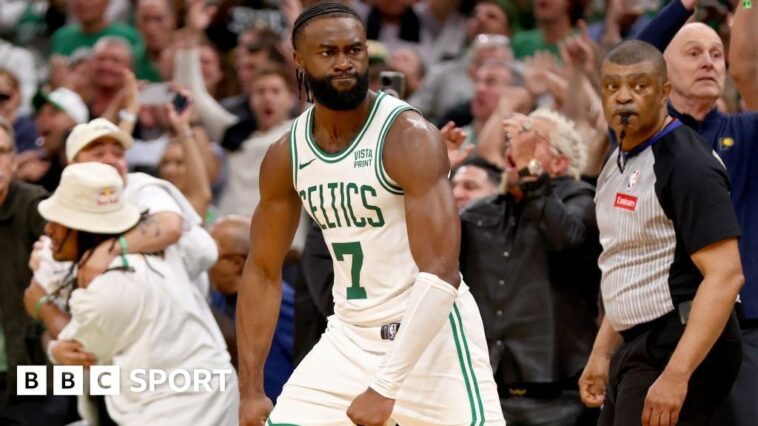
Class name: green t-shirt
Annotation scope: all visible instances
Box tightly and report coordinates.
[51,22,143,56]
[511,29,561,59]
[134,53,163,82]
[50,22,157,81]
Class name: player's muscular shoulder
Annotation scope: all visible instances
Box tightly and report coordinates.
[264,134,292,168]
[384,110,439,153]
[383,110,450,191]
[260,134,298,200]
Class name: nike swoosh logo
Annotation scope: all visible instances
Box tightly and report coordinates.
[298,159,316,170]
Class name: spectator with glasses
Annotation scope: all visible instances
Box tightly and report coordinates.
[0,117,79,425]
[460,109,600,425]
[0,68,38,154]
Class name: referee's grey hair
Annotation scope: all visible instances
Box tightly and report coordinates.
[528,108,587,179]
[603,40,668,84]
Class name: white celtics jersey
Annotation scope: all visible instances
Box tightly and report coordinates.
[290,92,419,326]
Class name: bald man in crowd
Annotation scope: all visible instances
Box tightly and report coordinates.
[208,216,251,369]
[210,216,251,300]
[208,216,294,402]
[636,3,758,425]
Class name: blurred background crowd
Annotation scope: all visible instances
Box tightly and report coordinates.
[0,0,755,425]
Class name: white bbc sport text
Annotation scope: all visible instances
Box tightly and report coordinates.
[17,366,233,395]
[129,368,233,392]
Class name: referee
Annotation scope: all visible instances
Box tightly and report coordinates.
[579,40,743,426]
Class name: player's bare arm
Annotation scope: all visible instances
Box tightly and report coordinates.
[237,135,302,426]
[347,110,462,425]
[384,110,462,286]
[77,211,184,286]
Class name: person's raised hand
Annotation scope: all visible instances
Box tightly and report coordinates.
[14,151,51,182]
[48,55,70,90]
[166,86,194,134]
[186,0,217,35]
[440,121,473,170]
[280,0,303,28]
[523,55,550,97]
[559,20,598,76]
[122,69,141,115]
[544,71,568,109]
[502,113,540,170]
[681,0,698,11]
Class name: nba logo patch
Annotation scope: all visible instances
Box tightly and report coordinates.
[719,137,735,151]
[626,170,640,193]
[380,322,401,341]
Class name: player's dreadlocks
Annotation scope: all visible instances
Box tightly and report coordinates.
[291,1,363,102]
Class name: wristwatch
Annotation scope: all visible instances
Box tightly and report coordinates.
[518,159,543,178]
[118,109,137,123]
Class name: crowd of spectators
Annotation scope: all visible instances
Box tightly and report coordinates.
[0,0,755,425]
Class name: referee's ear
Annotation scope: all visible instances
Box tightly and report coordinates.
[661,81,672,105]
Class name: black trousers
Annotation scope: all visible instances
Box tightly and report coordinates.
[709,325,758,426]
[599,310,742,426]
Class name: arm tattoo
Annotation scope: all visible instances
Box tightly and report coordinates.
[137,215,162,238]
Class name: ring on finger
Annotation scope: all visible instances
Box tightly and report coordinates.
[520,120,534,133]
[505,131,513,141]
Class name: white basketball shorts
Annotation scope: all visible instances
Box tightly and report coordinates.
[267,291,505,425]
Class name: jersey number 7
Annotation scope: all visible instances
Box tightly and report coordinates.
[332,242,367,300]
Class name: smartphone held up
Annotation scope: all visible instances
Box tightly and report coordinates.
[139,83,189,114]
[379,71,406,99]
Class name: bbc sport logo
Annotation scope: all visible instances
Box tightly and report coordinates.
[17,366,234,395]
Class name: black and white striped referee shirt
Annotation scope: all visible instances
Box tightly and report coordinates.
[595,120,741,331]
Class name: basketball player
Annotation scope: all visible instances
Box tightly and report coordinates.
[237,3,504,426]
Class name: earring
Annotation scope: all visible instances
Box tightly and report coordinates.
[296,69,304,101]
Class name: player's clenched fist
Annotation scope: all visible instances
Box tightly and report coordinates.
[239,395,273,426]
[347,387,395,426]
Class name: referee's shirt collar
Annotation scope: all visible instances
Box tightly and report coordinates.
[616,119,682,173]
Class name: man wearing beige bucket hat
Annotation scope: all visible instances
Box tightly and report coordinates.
[31,117,217,294]
[27,118,220,403]
[27,162,238,425]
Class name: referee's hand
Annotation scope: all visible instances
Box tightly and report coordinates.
[642,369,688,426]
[578,353,610,407]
